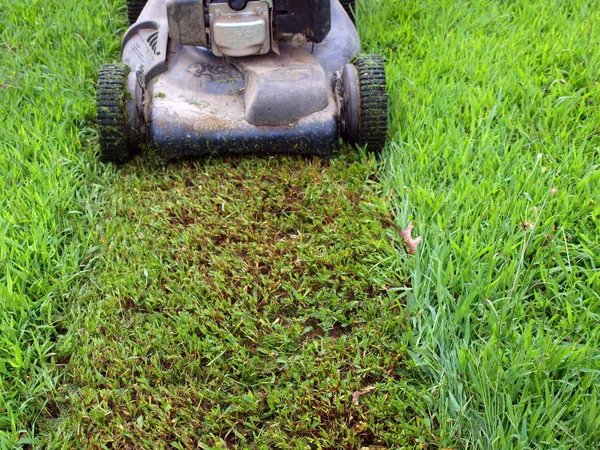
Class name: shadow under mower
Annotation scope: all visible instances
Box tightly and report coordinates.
[97,0,388,163]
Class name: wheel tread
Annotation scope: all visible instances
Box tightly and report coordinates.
[354,54,389,152]
[97,64,130,164]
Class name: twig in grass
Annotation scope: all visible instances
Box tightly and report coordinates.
[352,385,375,405]
[223,421,240,442]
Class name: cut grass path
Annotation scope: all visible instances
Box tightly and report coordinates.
[41,155,431,448]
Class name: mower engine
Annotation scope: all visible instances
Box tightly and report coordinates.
[167,0,332,57]
[96,0,388,162]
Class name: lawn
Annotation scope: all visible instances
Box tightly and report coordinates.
[1,0,599,449]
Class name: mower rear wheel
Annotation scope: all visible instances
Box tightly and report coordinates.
[127,0,147,25]
[97,64,130,164]
[340,0,356,22]
[343,54,388,152]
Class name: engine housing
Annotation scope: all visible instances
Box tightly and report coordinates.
[166,0,332,57]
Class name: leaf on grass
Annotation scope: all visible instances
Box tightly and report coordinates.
[398,222,422,255]
[352,385,375,405]
[1,82,8,90]
[381,217,423,255]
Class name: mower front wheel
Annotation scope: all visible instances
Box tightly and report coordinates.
[341,54,389,153]
[97,64,130,164]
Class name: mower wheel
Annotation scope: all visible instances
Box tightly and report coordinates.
[354,54,388,152]
[97,64,130,164]
[127,0,147,25]
[340,0,356,22]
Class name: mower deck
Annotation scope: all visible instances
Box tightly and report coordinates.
[148,45,341,158]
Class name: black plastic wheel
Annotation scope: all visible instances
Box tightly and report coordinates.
[340,0,356,21]
[354,54,388,152]
[127,0,147,25]
[97,64,130,164]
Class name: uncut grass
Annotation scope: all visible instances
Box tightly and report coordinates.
[0,0,119,446]
[358,0,600,448]
[42,154,434,448]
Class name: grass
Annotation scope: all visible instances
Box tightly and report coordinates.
[40,154,432,448]
[0,0,121,447]
[358,0,600,447]
[0,0,599,448]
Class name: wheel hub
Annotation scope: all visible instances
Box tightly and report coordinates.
[341,63,360,144]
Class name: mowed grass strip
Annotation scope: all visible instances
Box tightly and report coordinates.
[41,154,433,448]
[0,0,123,446]
[359,0,600,448]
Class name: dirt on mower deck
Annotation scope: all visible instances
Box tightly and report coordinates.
[41,154,434,448]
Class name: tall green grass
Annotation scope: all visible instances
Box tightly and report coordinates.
[0,0,122,446]
[359,0,600,447]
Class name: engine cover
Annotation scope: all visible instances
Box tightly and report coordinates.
[209,2,271,57]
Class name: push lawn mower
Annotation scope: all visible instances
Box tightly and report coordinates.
[97,0,388,162]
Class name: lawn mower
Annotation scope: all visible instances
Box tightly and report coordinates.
[97,0,388,162]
